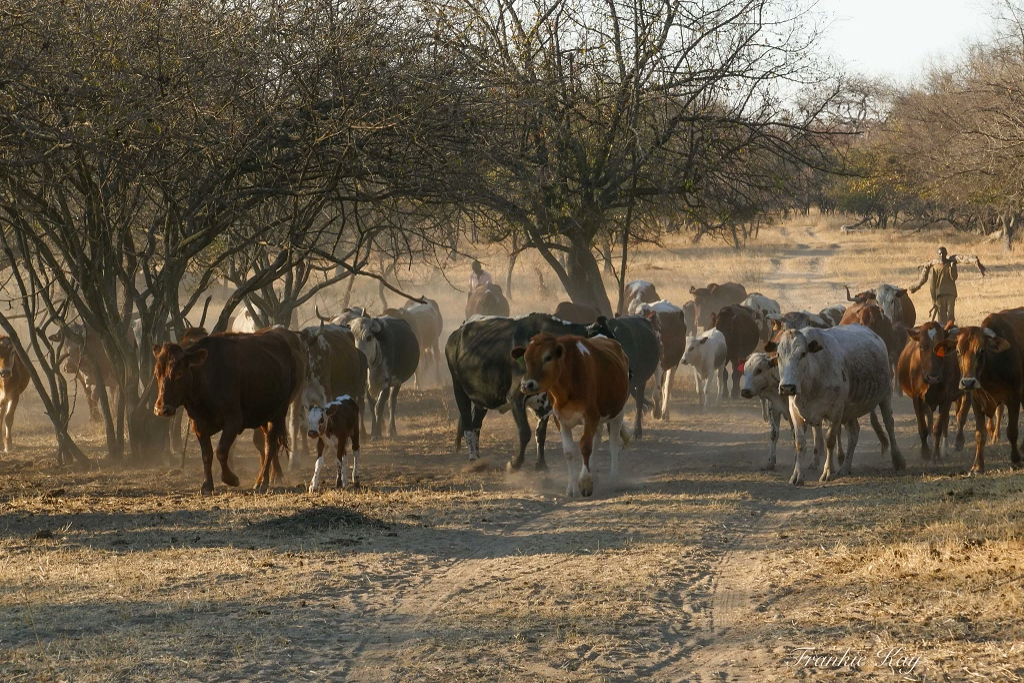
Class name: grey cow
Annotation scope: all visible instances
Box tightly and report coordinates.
[350,316,420,439]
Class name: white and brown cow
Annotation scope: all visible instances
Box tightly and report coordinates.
[765,325,905,485]
[635,300,688,420]
[306,395,361,491]
[512,333,630,497]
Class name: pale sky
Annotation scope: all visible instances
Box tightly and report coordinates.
[816,0,995,82]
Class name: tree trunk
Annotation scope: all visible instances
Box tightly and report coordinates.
[601,240,614,275]
[505,250,518,301]
[562,239,613,316]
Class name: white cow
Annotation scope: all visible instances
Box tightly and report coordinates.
[741,293,781,341]
[766,325,905,485]
[740,352,830,472]
[230,309,259,333]
[681,329,728,411]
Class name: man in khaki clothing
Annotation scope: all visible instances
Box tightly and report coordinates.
[909,246,986,325]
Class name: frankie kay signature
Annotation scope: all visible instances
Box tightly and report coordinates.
[789,646,923,674]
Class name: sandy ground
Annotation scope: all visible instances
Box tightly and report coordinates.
[2,218,1024,681]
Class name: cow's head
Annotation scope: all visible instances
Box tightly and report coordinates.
[586,316,616,340]
[906,321,956,386]
[764,330,823,396]
[740,352,778,399]
[934,326,1010,392]
[874,284,906,323]
[48,323,86,375]
[152,342,207,417]
[681,334,711,366]
[511,332,565,395]
[690,286,716,328]
[0,336,17,381]
[297,329,330,415]
[350,317,382,366]
[846,285,875,305]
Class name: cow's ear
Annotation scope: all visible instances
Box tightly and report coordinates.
[807,340,824,353]
[763,340,777,353]
[771,319,783,332]
[186,348,208,367]
[699,337,708,345]
[371,319,382,333]
[152,344,163,358]
[689,286,697,295]
[769,356,779,367]
[710,312,718,326]
[510,346,526,360]
[905,327,921,341]
[987,337,1011,353]
[553,342,564,358]
[934,339,956,357]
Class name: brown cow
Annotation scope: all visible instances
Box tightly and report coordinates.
[466,283,510,319]
[152,329,305,494]
[935,308,1024,473]
[897,321,969,462]
[306,395,361,491]
[512,333,630,497]
[635,301,687,420]
[847,284,916,328]
[712,304,761,399]
[840,303,900,381]
[0,337,30,454]
[690,282,747,330]
[553,301,602,324]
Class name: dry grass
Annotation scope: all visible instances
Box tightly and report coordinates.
[2,214,1024,680]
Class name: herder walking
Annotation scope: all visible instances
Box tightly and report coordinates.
[908,246,986,325]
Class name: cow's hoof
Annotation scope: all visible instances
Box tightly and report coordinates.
[579,476,593,497]
[222,472,240,487]
[1011,461,1023,471]
[534,460,548,472]
[506,460,522,473]
[200,484,214,496]
[790,473,804,485]
[253,482,269,493]
[308,484,317,494]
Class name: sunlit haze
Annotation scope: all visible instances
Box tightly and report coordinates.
[817,0,994,82]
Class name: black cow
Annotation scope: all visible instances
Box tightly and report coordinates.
[447,313,599,471]
[588,315,661,440]
[349,316,420,438]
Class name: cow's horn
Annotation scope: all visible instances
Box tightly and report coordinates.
[314,304,332,325]
[845,285,856,302]
[983,327,997,338]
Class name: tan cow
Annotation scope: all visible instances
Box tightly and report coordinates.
[0,337,30,454]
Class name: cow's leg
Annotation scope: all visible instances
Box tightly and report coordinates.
[933,401,951,464]
[877,397,904,471]
[577,416,599,497]
[790,410,807,486]
[1007,397,1021,469]
[607,411,626,483]
[336,436,349,488]
[214,424,242,490]
[810,424,824,471]
[989,403,1004,444]
[632,383,644,441]
[764,404,779,471]
[912,396,930,461]
[467,403,488,462]
[652,363,665,420]
[532,397,550,471]
[309,438,327,493]
[761,398,770,423]
[0,398,10,453]
[659,365,676,421]
[370,387,389,439]
[717,365,728,404]
[255,419,287,492]
[834,419,860,478]
[388,384,402,438]
[969,396,988,473]
[730,360,741,399]
[507,394,532,471]
[349,428,361,486]
[197,433,217,495]
[451,380,472,456]
[560,423,581,497]
[699,372,711,412]
[954,395,969,451]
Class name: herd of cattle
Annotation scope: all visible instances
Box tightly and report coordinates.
[0,276,1021,496]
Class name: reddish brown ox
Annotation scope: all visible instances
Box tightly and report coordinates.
[935,308,1024,473]
[0,336,30,454]
[466,283,510,319]
[712,304,760,399]
[153,329,305,494]
[847,285,916,328]
[306,395,361,491]
[840,303,900,380]
[690,282,747,330]
[512,333,630,497]
[553,301,602,324]
[897,321,969,462]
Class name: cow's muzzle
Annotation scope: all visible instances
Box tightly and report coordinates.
[924,373,941,385]
[153,404,175,417]
[0,369,10,379]
[307,430,319,439]
[959,377,979,392]
[779,384,797,396]
[740,389,754,399]
[520,379,540,394]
